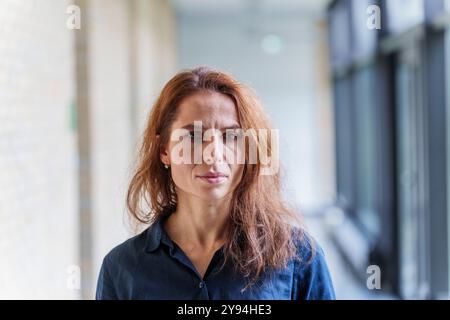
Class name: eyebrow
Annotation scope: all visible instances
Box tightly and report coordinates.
[180,123,241,130]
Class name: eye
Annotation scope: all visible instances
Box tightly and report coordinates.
[187,131,202,142]
[224,130,242,141]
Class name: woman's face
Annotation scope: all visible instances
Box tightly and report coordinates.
[160,91,245,201]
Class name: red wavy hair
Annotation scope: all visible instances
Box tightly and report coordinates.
[127,66,308,290]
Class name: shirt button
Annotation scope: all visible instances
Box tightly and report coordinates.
[199,281,204,289]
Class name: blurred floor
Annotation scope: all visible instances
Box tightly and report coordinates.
[305,215,396,300]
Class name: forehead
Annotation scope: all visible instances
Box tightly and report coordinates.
[173,91,239,129]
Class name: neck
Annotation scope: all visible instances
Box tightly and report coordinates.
[164,189,231,249]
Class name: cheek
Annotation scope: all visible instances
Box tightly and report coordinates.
[230,164,244,183]
[169,165,194,188]
[223,142,245,166]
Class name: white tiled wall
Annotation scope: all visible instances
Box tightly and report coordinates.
[134,0,177,134]
[0,0,177,299]
[85,0,135,295]
[0,0,79,299]
[83,0,177,298]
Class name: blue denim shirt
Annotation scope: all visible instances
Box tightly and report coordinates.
[96,214,335,300]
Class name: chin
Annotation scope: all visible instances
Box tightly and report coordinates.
[195,188,229,201]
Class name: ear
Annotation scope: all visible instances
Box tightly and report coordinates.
[156,134,170,165]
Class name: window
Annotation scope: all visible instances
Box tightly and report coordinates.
[350,0,379,58]
[446,23,450,298]
[385,0,425,34]
[334,77,355,212]
[395,44,429,299]
[328,0,450,299]
[352,66,380,237]
[329,0,352,68]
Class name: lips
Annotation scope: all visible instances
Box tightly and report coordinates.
[198,173,227,178]
[196,172,228,184]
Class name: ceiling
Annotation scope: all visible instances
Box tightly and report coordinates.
[171,0,331,16]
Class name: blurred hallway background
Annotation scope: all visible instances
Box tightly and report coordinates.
[1,0,450,300]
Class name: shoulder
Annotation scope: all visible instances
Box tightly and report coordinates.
[293,230,322,263]
[96,227,152,299]
[292,229,336,300]
[294,232,327,271]
[101,227,150,272]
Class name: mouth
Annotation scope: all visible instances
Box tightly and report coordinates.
[196,173,228,184]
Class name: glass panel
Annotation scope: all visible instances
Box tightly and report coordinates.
[446,26,450,295]
[395,44,428,299]
[353,66,380,236]
[334,77,355,211]
[386,0,425,34]
[351,0,378,57]
[329,0,352,67]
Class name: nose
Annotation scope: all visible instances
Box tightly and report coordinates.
[204,131,225,165]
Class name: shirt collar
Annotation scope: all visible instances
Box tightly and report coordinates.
[144,210,175,253]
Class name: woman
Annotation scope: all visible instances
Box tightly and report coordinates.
[96,67,335,300]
